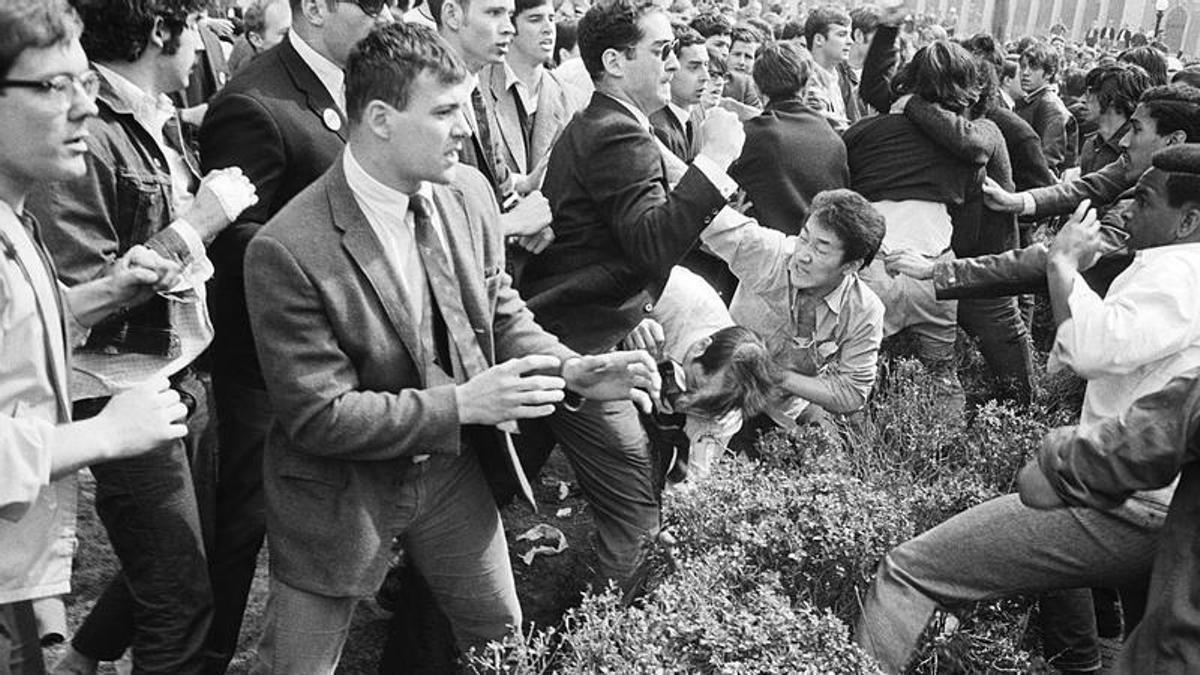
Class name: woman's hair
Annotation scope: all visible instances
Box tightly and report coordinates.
[892,39,980,113]
[681,326,779,419]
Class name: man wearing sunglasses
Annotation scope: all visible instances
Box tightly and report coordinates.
[512,0,745,593]
[191,0,391,672]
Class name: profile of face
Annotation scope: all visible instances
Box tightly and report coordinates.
[813,22,850,64]
[0,39,98,190]
[1120,103,1181,181]
[670,43,710,107]
[1121,168,1198,250]
[161,13,203,93]
[319,0,395,67]
[454,0,516,67]
[1084,91,1102,123]
[511,0,555,65]
[787,216,857,292]
[251,0,293,52]
[613,10,678,113]
[376,71,473,190]
[704,33,731,60]
[727,38,758,75]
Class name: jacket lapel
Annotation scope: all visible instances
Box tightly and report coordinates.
[487,65,528,174]
[330,159,426,379]
[430,183,496,363]
[531,71,570,165]
[280,40,347,143]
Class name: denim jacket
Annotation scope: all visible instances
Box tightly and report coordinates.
[29,71,200,358]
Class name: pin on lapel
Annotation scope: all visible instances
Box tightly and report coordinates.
[322,108,342,132]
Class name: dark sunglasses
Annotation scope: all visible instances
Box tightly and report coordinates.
[626,38,678,62]
[341,0,391,18]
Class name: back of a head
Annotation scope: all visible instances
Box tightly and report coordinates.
[241,0,270,37]
[72,0,205,63]
[688,325,779,419]
[730,24,763,48]
[1061,67,1087,99]
[894,39,980,114]
[1139,84,1200,143]
[1120,45,1169,86]
[752,40,809,101]
[689,11,731,38]
[0,0,80,79]
[803,4,849,50]
[1172,65,1200,90]
[554,19,578,64]
[810,188,885,268]
[344,22,467,126]
[778,18,802,41]
[1085,62,1153,118]
[849,4,880,42]
[960,32,1005,72]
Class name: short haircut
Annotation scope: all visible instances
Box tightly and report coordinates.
[1086,63,1153,118]
[849,3,881,40]
[344,22,467,125]
[672,22,704,54]
[689,11,731,39]
[1151,144,1200,208]
[578,0,660,81]
[893,40,980,114]
[1139,84,1200,143]
[729,24,762,49]
[514,0,551,18]
[554,19,578,65]
[809,188,886,268]
[1001,58,1018,81]
[744,17,773,41]
[685,325,779,419]
[1019,41,1060,79]
[0,0,80,79]
[1172,65,1200,89]
[72,0,204,62]
[1119,46,1169,86]
[752,40,809,101]
[803,4,849,49]
[1061,67,1087,99]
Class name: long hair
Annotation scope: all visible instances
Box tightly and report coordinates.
[680,326,780,419]
[892,39,980,114]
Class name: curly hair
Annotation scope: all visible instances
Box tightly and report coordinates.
[1086,62,1153,118]
[802,3,849,50]
[892,39,980,114]
[689,11,731,39]
[1019,41,1060,79]
[1152,144,1200,208]
[0,0,81,79]
[578,0,659,81]
[1140,84,1200,143]
[72,0,205,63]
[1119,45,1169,86]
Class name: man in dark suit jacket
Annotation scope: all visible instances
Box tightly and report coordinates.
[196,0,392,659]
[243,25,656,671]
[730,41,849,236]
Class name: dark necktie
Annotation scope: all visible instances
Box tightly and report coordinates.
[410,195,536,507]
[469,87,498,184]
[787,292,822,376]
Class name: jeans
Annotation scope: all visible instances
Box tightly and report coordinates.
[0,602,43,675]
[205,377,271,671]
[520,399,661,586]
[856,494,1162,674]
[860,254,964,412]
[957,296,1034,404]
[252,451,518,674]
[71,373,214,674]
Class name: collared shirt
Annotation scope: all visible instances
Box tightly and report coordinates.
[598,91,738,198]
[0,201,76,604]
[1050,242,1200,511]
[503,62,540,117]
[1079,119,1131,176]
[666,101,691,129]
[289,30,345,111]
[811,61,848,119]
[701,214,885,418]
[343,145,448,325]
[72,67,213,398]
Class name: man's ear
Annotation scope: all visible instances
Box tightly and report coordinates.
[362,99,394,139]
[812,32,825,50]
[601,46,626,79]
[1168,129,1189,146]
[148,16,170,51]
[441,0,464,31]
[1178,206,1200,240]
[248,31,265,49]
[298,0,329,26]
[852,28,864,44]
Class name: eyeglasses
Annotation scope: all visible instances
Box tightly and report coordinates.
[626,39,679,62]
[1,70,100,102]
[341,0,391,18]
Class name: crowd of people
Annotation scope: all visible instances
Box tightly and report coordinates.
[2,0,1200,672]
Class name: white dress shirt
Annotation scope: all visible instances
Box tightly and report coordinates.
[289,30,345,111]
[1050,241,1200,512]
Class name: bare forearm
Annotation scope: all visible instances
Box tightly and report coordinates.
[64,278,138,328]
[780,371,864,414]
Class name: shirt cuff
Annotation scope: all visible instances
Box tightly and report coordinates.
[169,219,207,262]
[1020,191,1037,216]
[692,154,738,199]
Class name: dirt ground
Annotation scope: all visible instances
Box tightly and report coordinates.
[53,451,595,674]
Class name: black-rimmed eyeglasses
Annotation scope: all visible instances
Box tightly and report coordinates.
[1,70,100,101]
